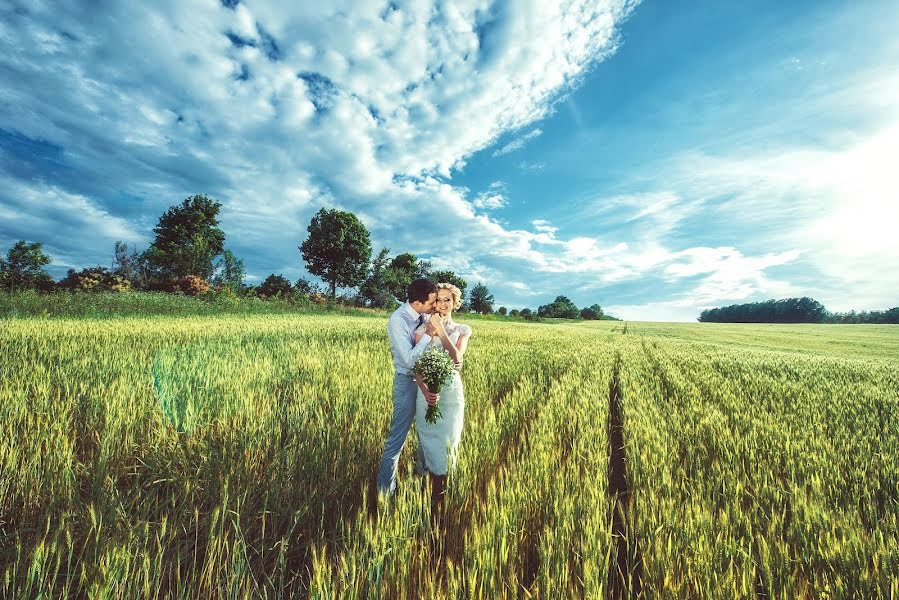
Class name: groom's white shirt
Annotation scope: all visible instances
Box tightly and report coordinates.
[388,302,432,375]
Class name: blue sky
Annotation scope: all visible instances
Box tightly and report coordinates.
[1,0,897,320]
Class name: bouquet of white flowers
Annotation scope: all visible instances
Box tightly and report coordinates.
[413,346,455,424]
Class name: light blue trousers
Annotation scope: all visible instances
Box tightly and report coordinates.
[376,373,424,494]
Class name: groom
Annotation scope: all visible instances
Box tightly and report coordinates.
[376,278,441,496]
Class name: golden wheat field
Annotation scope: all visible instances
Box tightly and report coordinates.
[1,314,897,598]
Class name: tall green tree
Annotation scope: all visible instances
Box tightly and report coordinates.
[145,195,225,280]
[580,303,604,320]
[360,247,399,308]
[211,249,245,291]
[0,240,53,291]
[299,208,372,298]
[258,274,292,298]
[385,252,431,301]
[469,281,494,314]
[294,277,323,296]
[538,295,580,319]
[112,241,138,282]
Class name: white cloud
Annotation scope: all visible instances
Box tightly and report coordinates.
[653,120,899,311]
[0,175,146,270]
[517,160,546,171]
[472,181,508,210]
[492,128,543,157]
[0,0,639,285]
[5,1,890,321]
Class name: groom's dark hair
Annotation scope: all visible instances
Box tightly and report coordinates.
[407,278,438,303]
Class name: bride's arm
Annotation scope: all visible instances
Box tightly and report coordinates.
[454,333,471,362]
[437,329,470,365]
[413,323,428,345]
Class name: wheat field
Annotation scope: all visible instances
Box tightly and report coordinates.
[1,315,897,598]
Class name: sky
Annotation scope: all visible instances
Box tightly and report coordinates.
[1,0,897,321]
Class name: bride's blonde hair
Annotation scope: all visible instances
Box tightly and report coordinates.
[436,282,463,311]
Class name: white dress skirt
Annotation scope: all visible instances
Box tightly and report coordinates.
[414,322,471,476]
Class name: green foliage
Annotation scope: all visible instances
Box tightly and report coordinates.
[0,290,374,318]
[359,247,400,308]
[386,252,430,302]
[509,308,520,317]
[825,307,899,324]
[299,208,372,298]
[258,274,293,298]
[698,297,827,323]
[429,269,467,301]
[468,281,494,314]
[112,241,154,290]
[497,306,507,316]
[0,240,53,292]
[538,295,580,319]
[210,249,245,291]
[58,266,132,293]
[294,277,324,296]
[167,274,210,296]
[580,303,604,320]
[145,194,225,281]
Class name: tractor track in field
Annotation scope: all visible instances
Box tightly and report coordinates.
[607,355,643,599]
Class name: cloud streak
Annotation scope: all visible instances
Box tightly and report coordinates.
[492,128,543,157]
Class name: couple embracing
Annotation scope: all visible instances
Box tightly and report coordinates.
[376,278,473,515]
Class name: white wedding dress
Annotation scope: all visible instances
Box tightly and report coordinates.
[414,320,471,476]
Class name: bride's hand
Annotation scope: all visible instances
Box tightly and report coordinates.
[428,315,446,337]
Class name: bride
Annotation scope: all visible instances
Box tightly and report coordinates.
[412,282,472,520]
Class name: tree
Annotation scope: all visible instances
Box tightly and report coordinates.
[211,249,245,291]
[469,282,494,314]
[294,277,323,296]
[538,295,580,319]
[145,195,225,281]
[112,241,152,290]
[258,274,293,298]
[0,240,53,292]
[580,303,604,320]
[497,306,507,316]
[698,297,827,323]
[359,247,400,308]
[299,208,372,298]
[509,309,520,317]
[112,241,138,282]
[429,269,467,302]
[385,252,431,302]
[519,307,539,321]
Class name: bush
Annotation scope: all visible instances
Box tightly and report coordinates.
[258,274,293,298]
[169,275,210,296]
[58,266,133,293]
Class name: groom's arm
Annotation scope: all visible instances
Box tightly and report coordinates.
[387,317,432,372]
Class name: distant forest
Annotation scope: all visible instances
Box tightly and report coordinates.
[698,297,899,324]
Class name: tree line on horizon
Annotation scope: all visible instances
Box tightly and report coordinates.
[698,297,899,324]
[0,194,617,321]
